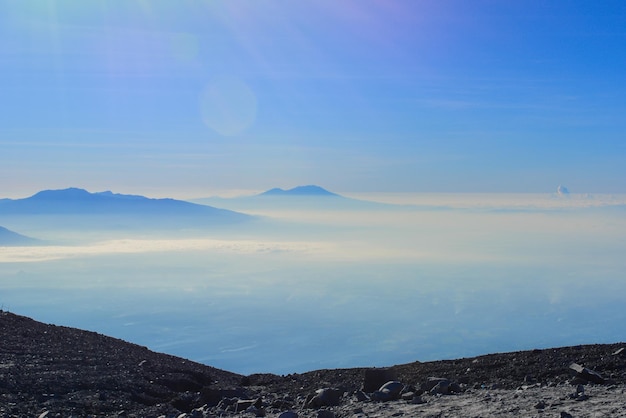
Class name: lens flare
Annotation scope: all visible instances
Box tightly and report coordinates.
[199,75,258,137]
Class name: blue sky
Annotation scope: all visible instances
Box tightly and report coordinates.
[1,1,625,197]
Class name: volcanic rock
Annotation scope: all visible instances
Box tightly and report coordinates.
[569,362,606,384]
[2,310,626,417]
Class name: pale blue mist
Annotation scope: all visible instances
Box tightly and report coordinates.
[1,193,625,375]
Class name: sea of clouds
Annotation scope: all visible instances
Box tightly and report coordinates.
[1,193,625,374]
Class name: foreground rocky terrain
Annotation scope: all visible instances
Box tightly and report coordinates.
[1,310,624,417]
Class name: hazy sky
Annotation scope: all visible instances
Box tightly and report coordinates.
[1,1,625,197]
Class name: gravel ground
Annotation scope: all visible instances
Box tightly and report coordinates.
[1,310,624,417]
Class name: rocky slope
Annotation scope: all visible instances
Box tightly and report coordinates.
[1,310,624,417]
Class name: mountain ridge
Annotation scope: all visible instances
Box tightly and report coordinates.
[259,185,340,197]
[192,185,407,212]
[0,187,251,220]
[0,225,41,246]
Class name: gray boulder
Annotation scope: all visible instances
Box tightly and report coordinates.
[378,381,404,400]
[370,380,407,402]
[430,380,450,395]
[420,377,462,395]
[569,363,606,384]
[362,368,397,393]
[305,388,344,409]
[420,377,449,392]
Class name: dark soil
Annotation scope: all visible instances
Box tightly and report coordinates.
[0,311,241,417]
[1,310,624,417]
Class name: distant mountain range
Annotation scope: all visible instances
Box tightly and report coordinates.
[0,188,248,218]
[259,185,340,197]
[193,185,406,212]
[0,189,254,233]
[0,226,40,246]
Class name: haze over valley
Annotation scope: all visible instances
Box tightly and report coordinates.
[2,186,625,374]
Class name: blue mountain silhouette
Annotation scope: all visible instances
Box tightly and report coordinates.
[0,226,40,246]
[0,188,250,221]
[193,185,411,213]
[259,185,340,197]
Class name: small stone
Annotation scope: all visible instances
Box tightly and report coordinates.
[449,382,463,393]
[401,391,415,401]
[430,380,450,395]
[278,412,298,418]
[354,391,370,402]
[370,390,392,402]
[235,399,256,412]
[188,409,204,418]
